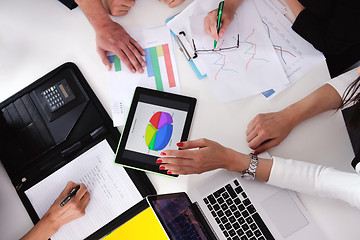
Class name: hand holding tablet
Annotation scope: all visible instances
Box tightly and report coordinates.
[115,87,196,177]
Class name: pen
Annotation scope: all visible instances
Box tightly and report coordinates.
[214,1,224,49]
[60,185,80,207]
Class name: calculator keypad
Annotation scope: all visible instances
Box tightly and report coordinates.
[41,86,65,112]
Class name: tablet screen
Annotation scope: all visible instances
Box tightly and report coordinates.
[115,87,196,177]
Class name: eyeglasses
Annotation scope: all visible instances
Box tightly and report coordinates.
[192,34,240,55]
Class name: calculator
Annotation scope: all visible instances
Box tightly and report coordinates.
[41,80,75,112]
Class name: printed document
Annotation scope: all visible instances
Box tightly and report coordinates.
[25,140,142,240]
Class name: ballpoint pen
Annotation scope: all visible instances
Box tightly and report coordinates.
[60,185,80,207]
[214,1,225,49]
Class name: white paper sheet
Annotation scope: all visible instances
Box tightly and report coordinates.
[253,0,325,99]
[190,13,239,51]
[108,25,181,127]
[168,0,289,102]
[25,140,143,240]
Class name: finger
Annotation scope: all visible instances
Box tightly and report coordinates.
[121,45,143,73]
[79,192,90,209]
[130,38,146,57]
[160,149,197,159]
[74,183,88,201]
[168,0,184,8]
[254,139,278,153]
[57,181,77,199]
[164,164,203,175]
[157,156,193,165]
[159,0,172,4]
[246,121,255,136]
[248,135,268,150]
[209,14,220,40]
[114,49,136,73]
[97,48,111,71]
[246,129,258,143]
[176,138,211,150]
[128,40,146,68]
[219,18,231,38]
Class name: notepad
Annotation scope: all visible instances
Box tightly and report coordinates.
[25,140,143,240]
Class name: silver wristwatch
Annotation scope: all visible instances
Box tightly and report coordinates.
[240,153,258,180]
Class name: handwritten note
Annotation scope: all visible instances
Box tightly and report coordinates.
[25,140,143,240]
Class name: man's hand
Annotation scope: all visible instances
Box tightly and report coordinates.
[158,0,184,8]
[102,0,136,16]
[96,21,146,73]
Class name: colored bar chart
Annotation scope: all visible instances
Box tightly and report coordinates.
[109,44,176,91]
[107,55,121,72]
[147,44,176,90]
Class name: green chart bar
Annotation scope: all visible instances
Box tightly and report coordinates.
[114,55,121,72]
[149,47,163,91]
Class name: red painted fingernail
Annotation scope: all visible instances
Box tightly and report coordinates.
[177,142,183,147]
[160,152,166,156]
[254,150,259,155]
[167,171,172,175]
[156,159,163,163]
[159,166,165,170]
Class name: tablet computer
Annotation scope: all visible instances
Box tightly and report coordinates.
[114,87,196,177]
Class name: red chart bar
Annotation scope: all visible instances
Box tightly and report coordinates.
[162,44,176,88]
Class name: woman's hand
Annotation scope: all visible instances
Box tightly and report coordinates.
[157,138,249,175]
[246,110,296,153]
[21,181,90,240]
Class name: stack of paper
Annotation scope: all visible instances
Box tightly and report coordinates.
[167,0,325,102]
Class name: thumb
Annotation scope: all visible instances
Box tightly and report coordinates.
[97,48,111,71]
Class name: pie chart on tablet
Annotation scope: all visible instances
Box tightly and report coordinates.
[145,111,173,151]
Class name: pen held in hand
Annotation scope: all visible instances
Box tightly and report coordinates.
[214,1,225,49]
[60,185,80,207]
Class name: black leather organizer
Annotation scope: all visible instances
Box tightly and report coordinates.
[0,62,156,238]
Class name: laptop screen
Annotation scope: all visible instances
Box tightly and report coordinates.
[148,193,212,239]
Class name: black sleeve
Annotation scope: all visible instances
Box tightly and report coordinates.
[58,0,78,10]
[292,1,360,56]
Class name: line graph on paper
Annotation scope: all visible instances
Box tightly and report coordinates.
[262,19,297,65]
[241,29,270,70]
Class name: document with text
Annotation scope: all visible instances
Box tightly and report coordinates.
[25,140,143,240]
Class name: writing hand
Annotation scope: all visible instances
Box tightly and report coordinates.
[204,7,235,42]
[246,111,295,153]
[44,181,90,229]
[157,138,248,175]
[20,181,90,240]
[158,0,185,8]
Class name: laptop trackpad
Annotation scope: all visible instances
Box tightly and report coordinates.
[261,190,309,238]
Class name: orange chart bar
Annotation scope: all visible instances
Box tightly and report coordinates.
[162,44,176,88]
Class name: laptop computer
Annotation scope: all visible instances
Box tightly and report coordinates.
[102,168,326,240]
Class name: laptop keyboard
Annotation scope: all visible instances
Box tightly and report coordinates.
[203,180,275,240]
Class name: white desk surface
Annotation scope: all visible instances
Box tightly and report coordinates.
[1,0,359,239]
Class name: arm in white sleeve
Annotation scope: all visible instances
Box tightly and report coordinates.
[326,67,359,109]
[268,157,360,209]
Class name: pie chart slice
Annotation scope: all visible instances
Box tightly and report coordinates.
[158,112,173,129]
[145,111,173,151]
[145,124,157,146]
[153,124,173,150]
